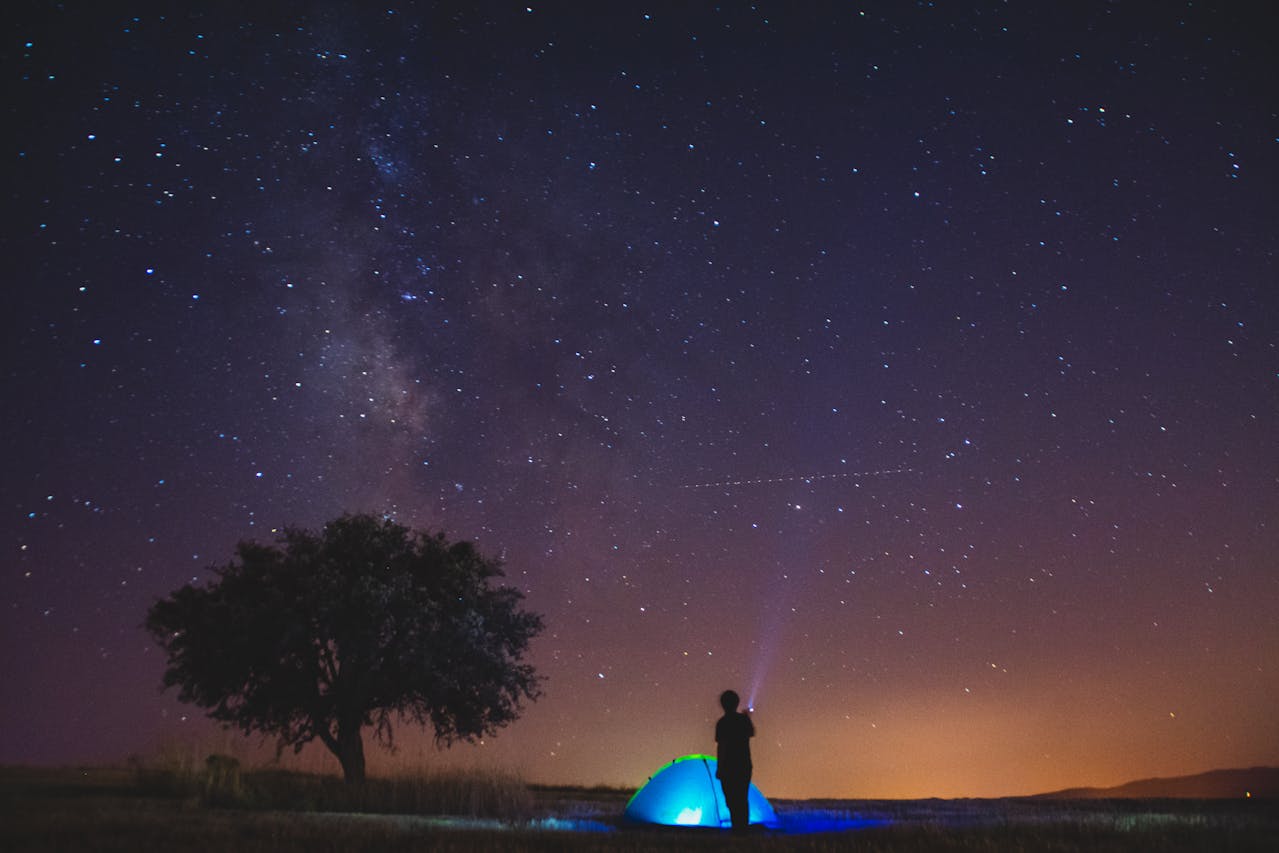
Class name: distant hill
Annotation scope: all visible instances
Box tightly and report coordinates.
[1035,767,1279,799]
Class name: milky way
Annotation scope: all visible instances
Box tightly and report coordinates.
[4,3,1276,797]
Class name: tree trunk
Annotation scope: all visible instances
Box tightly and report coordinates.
[336,724,366,784]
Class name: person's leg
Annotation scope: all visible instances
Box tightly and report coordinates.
[726,776,750,829]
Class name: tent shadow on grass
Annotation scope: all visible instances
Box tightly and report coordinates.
[623,755,779,829]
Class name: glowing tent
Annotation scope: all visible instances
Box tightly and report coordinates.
[623,754,780,828]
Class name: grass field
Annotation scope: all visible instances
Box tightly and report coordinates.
[2,765,1275,851]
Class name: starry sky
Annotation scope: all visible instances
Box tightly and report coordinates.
[3,2,1277,799]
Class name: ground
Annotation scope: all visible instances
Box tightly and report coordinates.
[2,767,1275,852]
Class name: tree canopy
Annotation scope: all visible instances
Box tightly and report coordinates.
[145,513,544,782]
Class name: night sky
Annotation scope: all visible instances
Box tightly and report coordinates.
[4,2,1277,799]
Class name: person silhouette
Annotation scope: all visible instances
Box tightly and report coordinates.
[714,689,755,830]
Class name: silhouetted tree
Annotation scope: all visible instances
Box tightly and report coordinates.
[145,513,543,783]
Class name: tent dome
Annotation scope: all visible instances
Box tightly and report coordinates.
[623,754,779,828]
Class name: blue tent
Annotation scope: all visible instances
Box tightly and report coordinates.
[623,754,780,828]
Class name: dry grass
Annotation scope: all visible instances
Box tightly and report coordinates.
[127,750,534,820]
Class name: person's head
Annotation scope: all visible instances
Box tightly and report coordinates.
[719,689,740,713]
